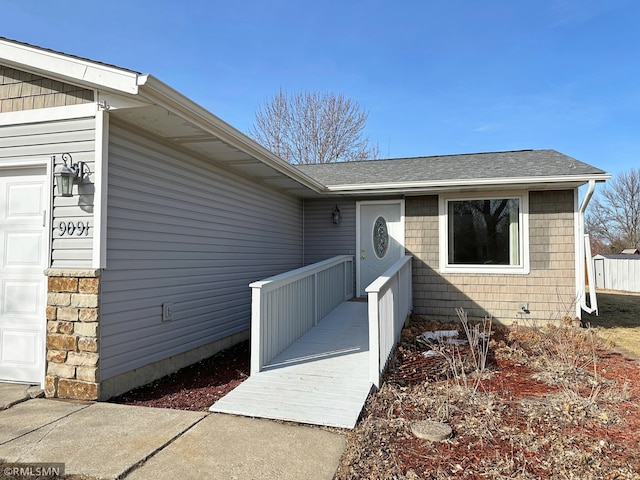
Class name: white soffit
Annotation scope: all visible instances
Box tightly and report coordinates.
[0,38,323,197]
[111,105,322,197]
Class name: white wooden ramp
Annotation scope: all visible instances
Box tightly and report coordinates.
[209,301,371,429]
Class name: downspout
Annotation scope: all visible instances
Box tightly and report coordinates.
[578,180,597,316]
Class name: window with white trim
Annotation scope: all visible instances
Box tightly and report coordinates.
[439,194,529,274]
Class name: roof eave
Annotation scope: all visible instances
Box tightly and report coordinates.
[0,37,326,194]
[136,75,327,194]
[0,38,140,94]
[323,174,611,196]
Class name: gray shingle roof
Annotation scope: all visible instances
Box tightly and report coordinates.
[295,149,607,188]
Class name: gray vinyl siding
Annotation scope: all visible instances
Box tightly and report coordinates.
[303,198,356,265]
[0,116,96,268]
[100,123,303,380]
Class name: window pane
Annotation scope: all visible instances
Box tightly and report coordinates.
[448,198,519,266]
[373,216,389,259]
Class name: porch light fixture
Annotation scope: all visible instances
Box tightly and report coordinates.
[53,153,89,197]
[332,205,341,224]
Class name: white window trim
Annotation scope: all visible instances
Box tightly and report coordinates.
[438,192,530,275]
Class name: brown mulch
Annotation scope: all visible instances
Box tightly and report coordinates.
[110,340,250,411]
[111,321,640,479]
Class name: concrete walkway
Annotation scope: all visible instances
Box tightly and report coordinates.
[0,383,43,410]
[0,384,346,480]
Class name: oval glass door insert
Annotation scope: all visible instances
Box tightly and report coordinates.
[373,216,389,258]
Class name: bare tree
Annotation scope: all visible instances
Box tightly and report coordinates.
[249,89,379,164]
[586,168,640,252]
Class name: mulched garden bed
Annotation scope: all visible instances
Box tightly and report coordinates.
[336,317,640,479]
[110,340,250,411]
[112,320,640,479]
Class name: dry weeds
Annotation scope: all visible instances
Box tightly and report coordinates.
[336,314,640,479]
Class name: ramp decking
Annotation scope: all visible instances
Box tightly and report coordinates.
[209,301,371,429]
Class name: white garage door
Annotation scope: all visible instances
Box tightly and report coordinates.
[0,167,47,384]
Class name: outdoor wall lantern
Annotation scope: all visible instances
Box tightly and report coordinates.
[332,205,341,224]
[53,153,89,197]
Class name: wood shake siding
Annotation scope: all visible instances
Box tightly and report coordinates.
[99,123,304,380]
[0,65,93,113]
[405,190,576,323]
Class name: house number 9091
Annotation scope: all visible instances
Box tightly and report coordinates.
[58,221,90,236]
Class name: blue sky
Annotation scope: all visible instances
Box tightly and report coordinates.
[3,0,639,176]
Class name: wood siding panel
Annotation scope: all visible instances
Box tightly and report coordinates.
[0,116,96,268]
[100,124,304,380]
[0,65,93,113]
[406,190,577,323]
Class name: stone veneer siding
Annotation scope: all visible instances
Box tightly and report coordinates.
[44,269,100,400]
[405,190,576,323]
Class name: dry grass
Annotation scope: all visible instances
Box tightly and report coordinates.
[584,289,640,358]
[337,311,640,479]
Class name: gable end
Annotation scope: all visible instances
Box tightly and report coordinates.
[0,64,94,113]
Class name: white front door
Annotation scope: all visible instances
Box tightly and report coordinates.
[0,168,47,384]
[357,201,404,296]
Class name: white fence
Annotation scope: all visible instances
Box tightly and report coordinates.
[594,254,640,293]
[249,255,354,374]
[366,255,413,388]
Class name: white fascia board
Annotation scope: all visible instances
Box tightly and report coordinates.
[323,174,612,195]
[136,75,327,194]
[96,91,150,110]
[0,40,140,94]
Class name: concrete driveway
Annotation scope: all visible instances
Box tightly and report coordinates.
[0,383,346,479]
